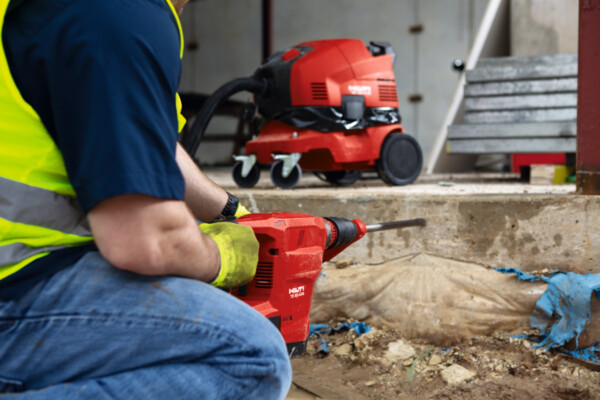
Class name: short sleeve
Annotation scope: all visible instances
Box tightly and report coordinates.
[4,0,186,212]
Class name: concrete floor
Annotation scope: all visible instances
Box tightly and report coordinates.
[204,168,599,274]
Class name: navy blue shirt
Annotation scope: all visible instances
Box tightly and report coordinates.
[1,0,186,298]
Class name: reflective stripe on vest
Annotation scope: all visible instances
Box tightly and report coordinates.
[0,176,91,238]
[0,0,185,279]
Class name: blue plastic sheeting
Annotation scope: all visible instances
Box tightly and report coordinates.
[497,268,600,363]
[315,339,329,355]
[309,323,331,336]
[308,321,373,355]
[309,321,373,337]
[496,267,546,283]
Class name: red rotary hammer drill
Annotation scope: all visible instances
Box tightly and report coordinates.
[232,212,425,357]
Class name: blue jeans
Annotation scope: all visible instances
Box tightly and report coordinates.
[0,252,292,399]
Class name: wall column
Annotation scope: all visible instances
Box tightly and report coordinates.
[577,0,600,194]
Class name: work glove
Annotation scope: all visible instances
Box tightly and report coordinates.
[199,222,259,288]
[234,203,251,218]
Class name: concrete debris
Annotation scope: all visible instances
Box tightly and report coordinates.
[384,340,416,362]
[333,343,353,357]
[353,328,381,350]
[441,364,476,385]
[428,354,443,366]
[334,258,354,269]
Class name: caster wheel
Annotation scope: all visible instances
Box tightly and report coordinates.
[232,161,260,188]
[377,133,423,185]
[270,160,302,189]
[322,171,361,186]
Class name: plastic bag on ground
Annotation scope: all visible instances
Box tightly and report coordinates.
[310,253,547,345]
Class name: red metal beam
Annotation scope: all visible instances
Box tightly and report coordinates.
[577,0,600,194]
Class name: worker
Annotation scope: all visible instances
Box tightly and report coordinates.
[0,0,292,398]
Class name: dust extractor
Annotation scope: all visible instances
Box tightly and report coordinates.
[181,38,423,189]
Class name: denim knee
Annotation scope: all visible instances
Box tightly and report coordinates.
[233,317,293,399]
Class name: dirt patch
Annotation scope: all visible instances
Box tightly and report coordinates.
[287,319,600,400]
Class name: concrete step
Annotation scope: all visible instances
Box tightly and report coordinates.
[202,169,599,275]
[463,107,577,124]
[467,53,578,82]
[464,77,577,97]
[447,121,577,153]
[448,121,576,139]
[446,137,576,154]
[464,93,577,111]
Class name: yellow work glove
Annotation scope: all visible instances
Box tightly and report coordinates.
[199,222,259,288]
[235,203,251,218]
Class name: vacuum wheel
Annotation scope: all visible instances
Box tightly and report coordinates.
[270,160,302,189]
[377,133,423,185]
[232,161,260,188]
[322,171,362,186]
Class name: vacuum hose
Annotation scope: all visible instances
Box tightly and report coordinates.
[181,77,269,158]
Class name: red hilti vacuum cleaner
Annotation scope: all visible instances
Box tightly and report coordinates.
[181,38,423,189]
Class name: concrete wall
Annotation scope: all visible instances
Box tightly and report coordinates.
[510,0,578,56]
[179,0,491,166]
[235,189,600,274]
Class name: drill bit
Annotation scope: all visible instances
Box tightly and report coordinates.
[365,218,426,232]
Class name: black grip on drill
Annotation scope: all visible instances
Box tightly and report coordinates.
[325,217,357,249]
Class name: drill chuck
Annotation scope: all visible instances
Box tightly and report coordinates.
[323,217,358,249]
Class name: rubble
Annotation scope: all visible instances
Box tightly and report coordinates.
[428,354,442,366]
[334,258,355,269]
[441,364,476,385]
[289,320,600,399]
[383,340,416,362]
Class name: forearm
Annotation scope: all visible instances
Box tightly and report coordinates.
[176,143,228,221]
[88,194,220,281]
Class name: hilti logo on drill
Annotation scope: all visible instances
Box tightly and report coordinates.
[289,286,305,299]
[348,85,371,95]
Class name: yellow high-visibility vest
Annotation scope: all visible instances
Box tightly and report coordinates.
[0,0,186,281]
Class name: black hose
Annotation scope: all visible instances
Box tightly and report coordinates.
[181,77,269,158]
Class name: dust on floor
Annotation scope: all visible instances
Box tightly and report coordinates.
[286,320,600,400]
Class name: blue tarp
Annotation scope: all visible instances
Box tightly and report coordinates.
[308,321,373,355]
[497,268,600,363]
[310,321,372,337]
